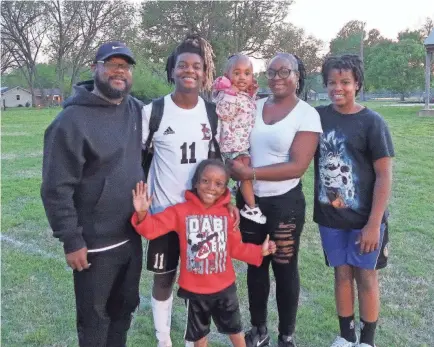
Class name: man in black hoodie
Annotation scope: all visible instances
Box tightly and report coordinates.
[41,42,144,347]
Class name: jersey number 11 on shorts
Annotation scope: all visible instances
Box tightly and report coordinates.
[154,253,164,270]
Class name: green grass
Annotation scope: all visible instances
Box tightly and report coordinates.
[2,103,434,346]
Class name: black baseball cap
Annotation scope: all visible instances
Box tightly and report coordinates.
[94,41,136,64]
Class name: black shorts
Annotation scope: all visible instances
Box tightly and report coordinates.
[146,231,180,273]
[183,285,242,342]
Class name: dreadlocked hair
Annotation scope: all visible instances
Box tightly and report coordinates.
[165,34,216,91]
[321,55,364,95]
[190,159,230,196]
[273,53,306,96]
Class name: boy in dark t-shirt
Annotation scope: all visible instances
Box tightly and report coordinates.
[314,55,394,347]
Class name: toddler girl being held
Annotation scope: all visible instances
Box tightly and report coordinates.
[212,54,265,224]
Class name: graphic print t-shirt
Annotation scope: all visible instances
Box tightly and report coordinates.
[313,105,394,229]
[185,214,229,275]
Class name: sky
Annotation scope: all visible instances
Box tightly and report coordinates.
[35,0,434,70]
[288,0,434,46]
[251,0,433,70]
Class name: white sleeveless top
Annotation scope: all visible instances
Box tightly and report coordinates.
[250,98,322,197]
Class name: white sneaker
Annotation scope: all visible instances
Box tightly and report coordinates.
[358,344,376,347]
[240,205,266,224]
[157,341,172,347]
[330,336,358,347]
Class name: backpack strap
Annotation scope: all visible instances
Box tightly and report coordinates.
[204,100,222,159]
[144,96,165,150]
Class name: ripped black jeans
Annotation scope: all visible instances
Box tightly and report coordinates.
[237,183,305,336]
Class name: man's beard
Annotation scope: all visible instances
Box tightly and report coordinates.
[94,73,132,99]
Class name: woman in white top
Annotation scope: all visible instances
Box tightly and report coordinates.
[230,53,323,347]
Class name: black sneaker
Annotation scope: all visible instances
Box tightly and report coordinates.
[245,325,270,347]
[278,334,297,347]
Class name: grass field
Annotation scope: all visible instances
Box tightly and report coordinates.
[1,103,433,347]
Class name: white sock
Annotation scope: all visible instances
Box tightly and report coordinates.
[151,294,173,346]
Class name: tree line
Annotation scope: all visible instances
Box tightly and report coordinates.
[1,1,433,105]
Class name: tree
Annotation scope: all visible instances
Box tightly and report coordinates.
[1,1,47,106]
[138,1,293,74]
[255,72,268,89]
[365,28,390,47]
[329,20,366,56]
[398,18,434,43]
[365,40,425,100]
[328,22,398,100]
[131,61,173,102]
[36,63,61,89]
[1,67,27,88]
[44,0,82,100]
[398,29,423,43]
[2,63,69,105]
[420,17,434,38]
[1,40,17,74]
[64,1,137,89]
[263,23,324,99]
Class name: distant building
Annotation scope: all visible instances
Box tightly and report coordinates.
[34,88,63,107]
[1,86,32,108]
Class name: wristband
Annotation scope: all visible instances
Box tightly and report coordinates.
[252,167,256,183]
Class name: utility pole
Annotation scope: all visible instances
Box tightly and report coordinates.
[359,22,365,101]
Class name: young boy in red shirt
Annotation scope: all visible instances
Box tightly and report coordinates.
[132,159,276,347]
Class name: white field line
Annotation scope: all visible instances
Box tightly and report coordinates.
[1,233,226,344]
[1,151,43,160]
[0,234,151,308]
[1,234,61,260]
[1,132,30,136]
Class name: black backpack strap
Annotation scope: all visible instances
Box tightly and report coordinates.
[204,100,222,160]
[144,96,165,149]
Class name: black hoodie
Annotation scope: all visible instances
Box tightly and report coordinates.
[41,80,144,253]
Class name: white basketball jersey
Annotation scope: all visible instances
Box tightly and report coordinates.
[142,94,213,213]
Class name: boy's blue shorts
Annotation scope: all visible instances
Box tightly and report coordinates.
[319,223,389,270]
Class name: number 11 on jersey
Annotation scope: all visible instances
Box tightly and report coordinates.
[180,142,196,164]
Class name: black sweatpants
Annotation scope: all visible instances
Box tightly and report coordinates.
[237,184,305,336]
[73,240,142,347]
